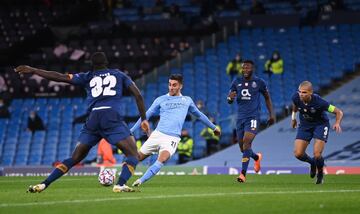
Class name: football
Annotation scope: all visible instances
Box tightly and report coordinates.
[98,169,116,186]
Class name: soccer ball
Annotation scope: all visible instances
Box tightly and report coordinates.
[98,169,116,186]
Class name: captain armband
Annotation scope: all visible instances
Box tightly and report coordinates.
[291,111,297,120]
[328,104,335,113]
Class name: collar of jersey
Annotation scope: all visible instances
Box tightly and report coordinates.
[166,93,183,96]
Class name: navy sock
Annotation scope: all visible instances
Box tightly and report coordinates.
[43,158,75,187]
[296,153,314,165]
[249,149,259,161]
[117,156,139,186]
[314,156,324,172]
[241,149,252,175]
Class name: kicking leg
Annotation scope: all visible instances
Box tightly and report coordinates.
[134,150,170,186]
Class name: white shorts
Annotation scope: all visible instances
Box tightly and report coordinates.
[140,130,180,156]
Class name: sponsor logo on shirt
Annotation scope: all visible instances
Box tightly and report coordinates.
[241,89,251,100]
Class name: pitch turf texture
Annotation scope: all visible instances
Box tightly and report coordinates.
[0,175,359,214]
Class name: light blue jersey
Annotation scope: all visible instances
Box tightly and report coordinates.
[131,94,216,137]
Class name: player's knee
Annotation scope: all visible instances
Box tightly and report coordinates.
[313,152,322,159]
[294,150,303,159]
[242,142,251,150]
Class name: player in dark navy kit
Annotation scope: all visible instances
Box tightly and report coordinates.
[227,60,275,183]
[15,52,150,193]
[292,81,343,184]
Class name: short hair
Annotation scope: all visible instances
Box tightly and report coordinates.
[299,81,313,90]
[242,60,254,65]
[91,52,108,66]
[169,74,183,84]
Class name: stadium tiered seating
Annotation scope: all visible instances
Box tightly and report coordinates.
[1,23,360,165]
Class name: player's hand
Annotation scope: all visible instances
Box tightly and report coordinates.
[228,91,237,100]
[14,65,36,74]
[140,120,150,136]
[267,116,275,126]
[213,127,221,136]
[333,123,342,133]
[291,119,297,128]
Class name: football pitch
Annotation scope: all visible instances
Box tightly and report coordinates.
[0,175,359,214]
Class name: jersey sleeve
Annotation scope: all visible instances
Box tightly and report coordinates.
[121,72,134,88]
[229,78,237,92]
[69,72,87,86]
[188,98,216,130]
[259,79,269,94]
[318,96,331,112]
[291,92,298,105]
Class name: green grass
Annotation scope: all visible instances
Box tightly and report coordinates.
[0,175,360,214]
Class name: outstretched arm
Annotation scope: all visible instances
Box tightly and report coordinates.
[263,91,275,125]
[14,65,72,83]
[189,101,221,136]
[128,83,149,134]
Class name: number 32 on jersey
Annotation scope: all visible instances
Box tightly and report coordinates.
[90,75,117,97]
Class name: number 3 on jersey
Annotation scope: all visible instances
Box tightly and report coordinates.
[90,76,117,97]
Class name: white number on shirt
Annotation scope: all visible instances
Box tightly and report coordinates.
[89,75,117,97]
[250,119,257,129]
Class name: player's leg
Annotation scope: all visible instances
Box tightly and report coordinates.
[313,124,329,184]
[134,150,171,186]
[113,135,139,190]
[28,136,97,193]
[134,131,179,186]
[313,139,325,184]
[237,131,257,182]
[294,127,316,178]
[237,118,261,182]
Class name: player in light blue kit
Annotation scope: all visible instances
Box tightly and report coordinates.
[130,74,221,186]
[15,52,150,193]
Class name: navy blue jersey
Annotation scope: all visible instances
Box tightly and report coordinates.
[292,92,330,125]
[70,69,133,114]
[230,75,268,119]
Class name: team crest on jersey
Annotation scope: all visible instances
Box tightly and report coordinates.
[310,107,316,113]
[245,82,248,87]
[252,81,257,88]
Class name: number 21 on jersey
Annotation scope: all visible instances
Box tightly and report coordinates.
[90,75,117,97]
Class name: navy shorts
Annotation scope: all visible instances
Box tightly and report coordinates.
[236,117,259,140]
[78,108,131,147]
[296,122,330,143]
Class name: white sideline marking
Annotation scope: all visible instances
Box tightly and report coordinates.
[1,189,360,208]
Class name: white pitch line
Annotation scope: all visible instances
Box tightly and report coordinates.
[0,189,360,208]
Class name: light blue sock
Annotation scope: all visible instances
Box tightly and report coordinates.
[140,160,164,184]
